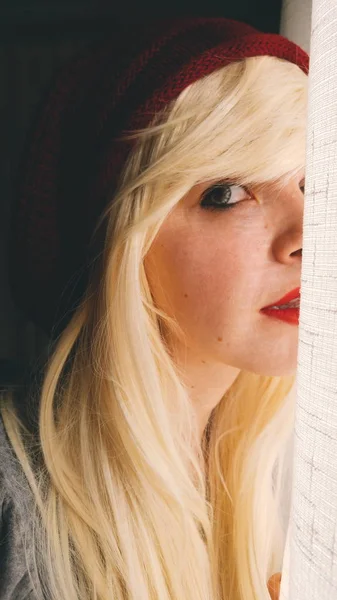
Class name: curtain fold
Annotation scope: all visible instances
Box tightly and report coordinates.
[280,1,337,598]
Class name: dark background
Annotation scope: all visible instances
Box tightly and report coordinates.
[0,0,283,382]
[1,1,282,39]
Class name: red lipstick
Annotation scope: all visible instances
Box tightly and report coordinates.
[263,286,301,309]
[260,287,301,326]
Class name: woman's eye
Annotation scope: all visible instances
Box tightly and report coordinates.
[200,182,251,211]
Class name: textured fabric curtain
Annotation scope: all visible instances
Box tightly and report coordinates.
[280,1,337,598]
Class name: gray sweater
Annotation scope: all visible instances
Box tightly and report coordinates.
[0,415,38,599]
[0,373,42,600]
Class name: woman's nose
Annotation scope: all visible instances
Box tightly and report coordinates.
[271,186,304,265]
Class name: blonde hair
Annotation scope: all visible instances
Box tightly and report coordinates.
[1,55,307,600]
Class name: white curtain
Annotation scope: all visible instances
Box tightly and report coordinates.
[280,1,337,598]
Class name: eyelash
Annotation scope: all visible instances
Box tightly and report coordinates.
[200,180,305,212]
[200,182,252,212]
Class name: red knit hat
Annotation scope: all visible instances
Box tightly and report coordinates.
[9,17,309,338]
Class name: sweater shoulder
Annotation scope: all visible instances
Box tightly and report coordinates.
[0,400,39,599]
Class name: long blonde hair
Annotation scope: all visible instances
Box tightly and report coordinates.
[1,55,307,599]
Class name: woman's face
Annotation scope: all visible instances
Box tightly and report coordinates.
[144,173,304,377]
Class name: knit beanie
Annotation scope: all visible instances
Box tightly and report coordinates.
[9,17,309,338]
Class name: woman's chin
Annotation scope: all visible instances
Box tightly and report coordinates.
[254,363,298,377]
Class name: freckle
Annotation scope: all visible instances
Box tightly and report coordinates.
[217,336,223,342]
[201,360,206,364]
[184,293,188,298]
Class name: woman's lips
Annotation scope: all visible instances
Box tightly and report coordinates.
[260,306,300,325]
[262,286,301,309]
[260,286,301,326]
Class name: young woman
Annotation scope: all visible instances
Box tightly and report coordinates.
[0,17,308,600]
